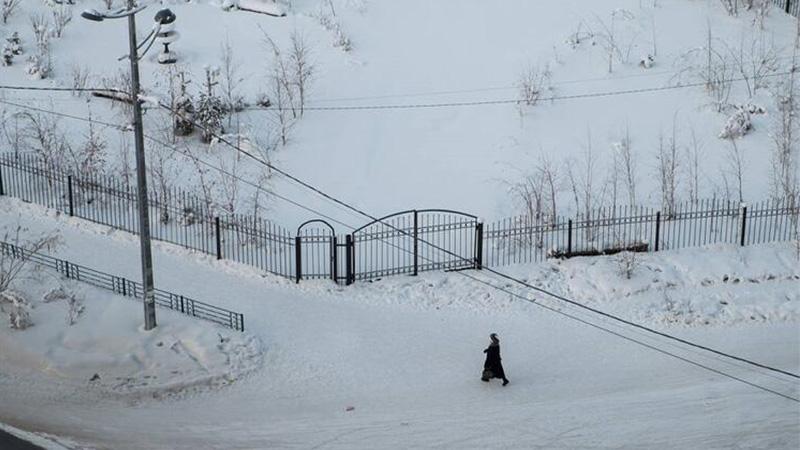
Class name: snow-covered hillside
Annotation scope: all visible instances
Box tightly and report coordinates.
[1,1,799,448]
[1,0,798,228]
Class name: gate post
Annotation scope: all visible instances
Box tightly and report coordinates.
[295,235,302,283]
[787,0,791,14]
[67,175,74,216]
[215,216,222,260]
[475,221,484,269]
[740,205,748,246]
[413,210,419,276]
[345,234,354,285]
[331,235,338,283]
[567,219,573,255]
[0,161,5,196]
[655,211,661,252]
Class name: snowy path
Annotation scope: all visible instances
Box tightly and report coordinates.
[0,199,798,449]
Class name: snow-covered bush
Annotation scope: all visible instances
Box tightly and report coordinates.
[639,54,654,69]
[2,32,22,66]
[0,290,32,330]
[196,66,226,143]
[43,287,84,326]
[313,5,352,52]
[719,107,753,139]
[27,14,52,79]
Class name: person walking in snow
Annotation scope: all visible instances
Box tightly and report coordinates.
[482,333,509,386]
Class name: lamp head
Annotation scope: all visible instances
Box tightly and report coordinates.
[154,9,176,25]
[80,9,106,22]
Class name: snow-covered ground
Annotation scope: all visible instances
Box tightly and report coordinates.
[0,197,798,449]
[1,1,798,227]
[1,1,799,448]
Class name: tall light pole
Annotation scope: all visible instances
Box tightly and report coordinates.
[78,1,175,330]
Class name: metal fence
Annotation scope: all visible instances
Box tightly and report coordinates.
[1,154,797,286]
[773,0,800,17]
[0,240,245,331]
[483,198,798,266]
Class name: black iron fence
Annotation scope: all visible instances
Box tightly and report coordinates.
[773,0,800,17]
[0,240,245,331]
[1,154,797,286]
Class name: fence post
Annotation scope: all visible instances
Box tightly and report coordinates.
[475,222,484,269]
[331,235,338,283]
[787,0,792,14]
[0,161,4,196]
[655,211,661,252]
[67,175,74,217]
[295,235,302,283]
[740,205,748,246]
[345,234,354,285]
[214,216,222,260]
[567,219,573,255]
[240,313,245,332]
[413,210,419,276]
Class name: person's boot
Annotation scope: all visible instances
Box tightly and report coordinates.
[502,378,509,386]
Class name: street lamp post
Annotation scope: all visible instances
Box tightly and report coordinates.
[77,1,177,330]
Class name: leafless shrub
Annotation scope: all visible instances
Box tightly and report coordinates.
[20,111,71,172]
[673,24,734,112]
[593,9,637,73]
[509,155,560,248]
[617,251,638,280]
[27,14,52,79]
[50,5,72,39]
[724,31,779,98]
[1,0,21,24]
[69,64,90,95]
[0,223,61,294]
[567,129,603,240]
[516,63,551,114]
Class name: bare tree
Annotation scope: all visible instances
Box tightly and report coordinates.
[1,0,21,24]
[686,127,704,204]
[262,30,297,118]
[656,121,680,217]
[615,124,637,206]
[724,138,746,203]
[770,70,799,205]
[50,4,72,39]
[72,105,108,177]
[616,251,638,279]
[220,37,244,127]
[290,31,314,116]
[147,141,179,224]
[567,129,602,240]
[216,151,241,215]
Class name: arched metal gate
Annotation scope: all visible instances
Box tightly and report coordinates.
[346,209,482,284]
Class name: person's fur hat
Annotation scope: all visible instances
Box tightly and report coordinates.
[490,333,499,343]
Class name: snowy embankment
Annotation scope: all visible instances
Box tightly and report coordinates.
[0,196,798,449]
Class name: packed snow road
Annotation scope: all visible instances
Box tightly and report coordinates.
[0,199,798,448]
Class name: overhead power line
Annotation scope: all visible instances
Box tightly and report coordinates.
[3,95,797,403]
[1,69,795,112]
[150,98,800,387]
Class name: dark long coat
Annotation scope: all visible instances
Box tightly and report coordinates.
[483,344,506,379]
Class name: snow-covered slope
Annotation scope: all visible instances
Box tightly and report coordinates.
[0,1,797,228]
